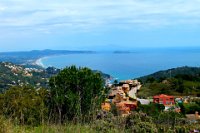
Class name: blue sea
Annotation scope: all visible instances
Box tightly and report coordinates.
[41,48,200,80]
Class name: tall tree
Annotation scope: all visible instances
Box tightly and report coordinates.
[49,66,106,123]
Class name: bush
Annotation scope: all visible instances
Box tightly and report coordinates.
[137,103,165,117]
[127,122,158,133]
[125,112,157,133]
[49,66,106,123]
[93,111,120,132]
[1,86,48,125]
[155,111,185,127]
[184,103,200,114]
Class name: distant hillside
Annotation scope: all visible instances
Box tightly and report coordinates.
[139,66,200,83]
[137,66,200,98]
[0,49,94,65]
[0,62,111,92]
[93,70,112,79]
[0,62,57,92]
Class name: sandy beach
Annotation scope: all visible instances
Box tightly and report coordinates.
[35,57,46,68]
[34,54,69,68]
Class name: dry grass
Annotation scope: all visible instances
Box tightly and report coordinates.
[1,123,95,133]
[1,114,200,133]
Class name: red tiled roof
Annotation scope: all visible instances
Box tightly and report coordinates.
[153,94,174,99]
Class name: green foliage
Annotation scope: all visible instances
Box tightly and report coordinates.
[49,66,106,122]
[178,103,186,116]
[93,111,118,133]
[184,103,200,114]
[137,103,165,117]
[146,77,156,83]
[125,112,157,133]
[1,64,200,132]
[139,66,200,83]
[0,62,110,93]
[155,111,186,128]
[138,78,200,97]
[174,126,188,133]
[138,66,200,97]
[1,86,48,125]
[0,116,11,133]
[0,62,50,91]
[94,111,158,133]
[150,82,171,94]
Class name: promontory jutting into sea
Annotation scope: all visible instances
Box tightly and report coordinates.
[41,47,200,80]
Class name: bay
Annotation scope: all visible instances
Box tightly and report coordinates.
[41,48,200,80]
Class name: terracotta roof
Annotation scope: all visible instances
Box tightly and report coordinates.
[153,94,174,98]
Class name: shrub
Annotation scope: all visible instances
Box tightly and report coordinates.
[1,86,48,125]
[49,66,106,123]
[184,103,200,114]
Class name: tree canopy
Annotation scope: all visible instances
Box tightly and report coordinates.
[49,66,106,122]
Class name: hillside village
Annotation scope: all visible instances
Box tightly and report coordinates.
[102,80,141,116]
[0,62,59,90]
[2,61,200,122]
[0,62,111,92]
[4,62,43,76]
[102,79,200,122]
[1,63,200,132]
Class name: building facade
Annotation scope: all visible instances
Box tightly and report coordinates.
[153,94,175,106]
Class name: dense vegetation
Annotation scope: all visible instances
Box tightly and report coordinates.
[139,66,200,82]
[48,66,107,123]
[0,66,108,127]
[0,86,48,125]
[1,65,200,132]
[138,66,200,97]
[0,62,111,93]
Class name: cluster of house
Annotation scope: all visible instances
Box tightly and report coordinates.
[4,63,23,75]
[24,67,43,73]
[3,62,43,77]
[102,79,142,116]
[102,79,200,121]
[2,62,47,87]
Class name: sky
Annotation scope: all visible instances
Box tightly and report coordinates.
[1,0,200,52]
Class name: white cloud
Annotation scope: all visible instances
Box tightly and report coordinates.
[0,0,200,34]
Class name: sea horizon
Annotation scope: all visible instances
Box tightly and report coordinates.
[38,48,200,80]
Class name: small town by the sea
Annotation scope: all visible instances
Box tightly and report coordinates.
[103,79,200,119]
[1,0,200,132]
[0,58,200,132]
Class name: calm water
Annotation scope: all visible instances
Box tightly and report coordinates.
[41,48,200,80]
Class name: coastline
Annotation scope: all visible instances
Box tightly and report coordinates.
[35,57,47,68]
[33,54,70,68]
[33,54,87,68]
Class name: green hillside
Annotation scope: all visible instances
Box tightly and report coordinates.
[0,62,111,92]
[0,62,58,92]
[139,66,200,83]
[137,66,200,98]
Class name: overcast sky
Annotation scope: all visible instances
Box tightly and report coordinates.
[1,0,200,51]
